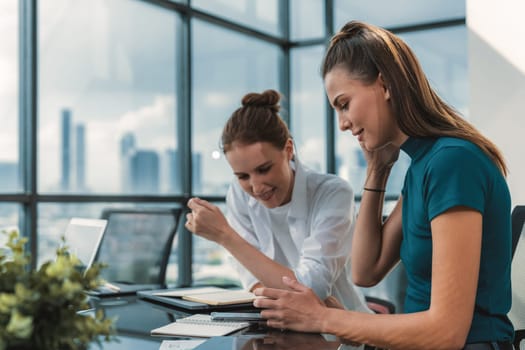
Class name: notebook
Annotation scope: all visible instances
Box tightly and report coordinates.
[138,287,259,311]
[151,314,250,338]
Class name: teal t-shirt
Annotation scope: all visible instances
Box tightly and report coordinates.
[400,137,514,343]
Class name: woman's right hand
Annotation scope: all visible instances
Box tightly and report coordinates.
[185,197,232,244]
[361,142,400,173]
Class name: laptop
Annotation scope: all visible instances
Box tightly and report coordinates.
[62,217,162,297]
[63,217,108,273]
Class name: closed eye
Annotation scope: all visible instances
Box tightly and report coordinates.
[236,174,249,180]
[257,165,271,174]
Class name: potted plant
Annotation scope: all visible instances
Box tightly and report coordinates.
[0,229,115,350]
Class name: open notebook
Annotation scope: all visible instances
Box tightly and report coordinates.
[138,286,259,311]
[151,314,250,338]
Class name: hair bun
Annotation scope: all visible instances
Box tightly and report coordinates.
[241,89,280,113]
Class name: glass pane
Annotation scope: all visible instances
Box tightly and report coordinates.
[192,20,280,195]
[38,0,179,195]
[0,203,20,234]
[290,0,324,41]
[192,202,241,287]
[335,0,465,30]
[335,26,467,200]
[0,1,20,193]
[400,26,468,117]
[37,203,180,285]
[192,0,281,37]
[290,45,326,172]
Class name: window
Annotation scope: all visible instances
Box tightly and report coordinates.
[192,19,281,196]
[38,0,179,195]
[0,1,19,194]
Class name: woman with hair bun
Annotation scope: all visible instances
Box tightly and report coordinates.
[185,89,370,313]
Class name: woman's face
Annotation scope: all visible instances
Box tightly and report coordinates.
[225,140,294,208]
[324,66,404,150]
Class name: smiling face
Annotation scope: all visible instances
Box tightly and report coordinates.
[225,140,294,208]
[324,65,405,150]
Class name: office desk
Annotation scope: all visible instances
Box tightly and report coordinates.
[87,295,361,350]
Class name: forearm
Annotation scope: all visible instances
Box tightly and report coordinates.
[351,168,391,284]
[322,308,467,350]
[221,229,295,289]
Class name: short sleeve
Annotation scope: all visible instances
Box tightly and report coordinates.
[424,146,489,221]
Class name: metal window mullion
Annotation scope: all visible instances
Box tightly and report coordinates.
[176,13,193,287]
[279,0,291,128]
[19,0,38,268]
[324,0,336,174]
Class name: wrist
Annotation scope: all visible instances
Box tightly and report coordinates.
[363,187,386,193]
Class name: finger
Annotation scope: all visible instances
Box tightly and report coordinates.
[192,197,216,210]
[282,276,309,293]
[253,286,287,300]
[187,197,197,210]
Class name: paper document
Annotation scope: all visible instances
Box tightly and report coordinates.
[159,339,206,350]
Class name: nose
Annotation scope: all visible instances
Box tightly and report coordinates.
[338,114,351,131]
[250,175,265,195]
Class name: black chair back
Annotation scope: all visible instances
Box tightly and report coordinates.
[94,207,181,286]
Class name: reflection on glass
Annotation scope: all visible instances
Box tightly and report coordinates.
[334,0,465,30]
[38,0,179,194]
[192,202,241,287]
[0,1,20,193]
[192,0,281,37]
[290,45,326,172]
[290,0,324,41]
[192,20,280,195]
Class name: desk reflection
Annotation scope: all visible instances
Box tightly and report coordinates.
[88,296,364,350]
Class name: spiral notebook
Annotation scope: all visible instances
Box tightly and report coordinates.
[151,314,250,338]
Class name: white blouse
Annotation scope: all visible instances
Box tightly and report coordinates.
[225,159,370,313]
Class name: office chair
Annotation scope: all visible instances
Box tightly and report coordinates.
[511,205,525,259]
[94,207,182,288]
[511,205,525,349]
[365,295,396,314]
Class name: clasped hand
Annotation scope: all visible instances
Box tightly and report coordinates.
[185,197,230,244]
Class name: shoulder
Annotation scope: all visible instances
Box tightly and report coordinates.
[427,137,493,172]
[302,166,354,201]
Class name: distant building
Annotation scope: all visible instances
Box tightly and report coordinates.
[120,133,136,192]
[59,109,88,192]
[130,150,160,193]
[164,149,202,194]
[61,109,71,191]
[75,123,86,190]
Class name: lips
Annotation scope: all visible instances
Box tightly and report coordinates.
[352,128,364,137]
[257,188,275,201]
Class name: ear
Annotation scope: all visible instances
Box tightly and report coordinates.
[378,73,390,100]
[284,138,294,161]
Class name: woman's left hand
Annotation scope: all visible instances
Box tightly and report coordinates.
[253,276,329,333]
[185,197,231,244]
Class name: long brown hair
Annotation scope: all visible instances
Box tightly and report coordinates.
[221,89,291,153]
[322,21,507,176]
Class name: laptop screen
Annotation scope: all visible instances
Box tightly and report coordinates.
[63,218,108,272]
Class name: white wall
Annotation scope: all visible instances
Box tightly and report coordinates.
[468,0,525,333]
[468,0,525,207]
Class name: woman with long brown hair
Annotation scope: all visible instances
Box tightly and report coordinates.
[253,21,514,350]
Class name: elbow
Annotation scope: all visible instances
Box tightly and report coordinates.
[351,269,381,287]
